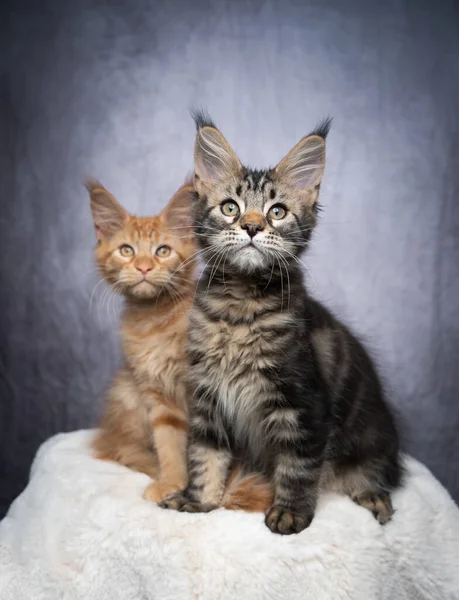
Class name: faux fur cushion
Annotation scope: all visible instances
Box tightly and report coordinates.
[0,430,458,600]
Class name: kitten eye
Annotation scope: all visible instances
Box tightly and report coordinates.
[268,205,287,220]
[220,200,240,218]
[119,244,135,257]
[156,245,171,257]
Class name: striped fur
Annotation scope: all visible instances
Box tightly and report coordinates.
[160,114,402,534]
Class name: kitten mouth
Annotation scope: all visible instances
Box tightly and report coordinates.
[241,242,261,253]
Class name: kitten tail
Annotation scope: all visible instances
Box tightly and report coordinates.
[222,468,274,513]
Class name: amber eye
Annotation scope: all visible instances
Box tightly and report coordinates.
[155,245,171,258]
[268,205,287,220]
[220,200,240,218]
[119,244,135,257]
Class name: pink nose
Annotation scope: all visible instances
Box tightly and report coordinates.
[136,265,153,275]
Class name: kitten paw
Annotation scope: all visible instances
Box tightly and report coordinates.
[352,491,394,524]
[159,493,217,513]
[265,505,313,535]
[143,481,183,503]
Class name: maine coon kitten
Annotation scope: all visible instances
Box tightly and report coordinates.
[87,179,272,509]
[160,113,402,534]
[87,179,196,502]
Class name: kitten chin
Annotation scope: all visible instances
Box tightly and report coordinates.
[227,246,267,273]
[124,280,160,300]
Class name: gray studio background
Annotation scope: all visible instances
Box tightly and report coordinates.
[1,0,458,517]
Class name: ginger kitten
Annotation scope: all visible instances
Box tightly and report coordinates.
[87,179,273,510]
[87,179,196,502]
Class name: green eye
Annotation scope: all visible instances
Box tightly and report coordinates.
[268,205,287,220]
[221,200,240,218]
[119,244,135,257]
[156,245,171,257]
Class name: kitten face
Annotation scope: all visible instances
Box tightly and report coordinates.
[193,170,318,273]
[192,114,329,275]
[87,181,196,300]
[95,218,193,299]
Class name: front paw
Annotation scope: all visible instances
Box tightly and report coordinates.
[143,481,184,503]
[159,492,217,513]
[265,505,313,535]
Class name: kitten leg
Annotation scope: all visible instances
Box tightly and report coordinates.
[336,456,401,524]
[266,452,322,535]
[160,390,232,512]
[143,403,188,503]
[265,403,327,535]
[160,443,232,512]
[324,453,400,525]
[352,491,394,524]
[94,435,158,479]
[93,371,159,479]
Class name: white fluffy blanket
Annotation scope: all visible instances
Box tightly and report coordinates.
[0,431,458,600]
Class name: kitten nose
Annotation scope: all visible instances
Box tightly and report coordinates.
[242,222,263,238]
[136,264,153,275]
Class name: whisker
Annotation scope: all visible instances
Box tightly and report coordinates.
[277,253,284,311]
[155,245,218,310]
[206,247,229,295]
[82,267,104,278]
[192,245,225,305]
[282,248,317,291]
[277,252,291,311]
[97,285,111,326]
[164,283,184,309]
[89,278,106,313]
[219,247,231,290]
[263,253,276,293]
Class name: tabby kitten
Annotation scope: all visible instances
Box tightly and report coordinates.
[87,179,272,510]
[160,113,402,534]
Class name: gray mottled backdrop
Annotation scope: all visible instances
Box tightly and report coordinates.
[1,0,458,517]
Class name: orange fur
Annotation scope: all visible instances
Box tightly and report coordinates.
[86,178,274,512]
[222,468,274,513]
[87,179,196,501]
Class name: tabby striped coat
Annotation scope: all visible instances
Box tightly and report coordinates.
[161,113,402,535]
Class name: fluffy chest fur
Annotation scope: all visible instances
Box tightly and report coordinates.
[188,286,295,454]
[122,306,190,410]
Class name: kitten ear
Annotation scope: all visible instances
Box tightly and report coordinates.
[161,182,195,231]
[275,135,326,193]
[194,126,242,185]
[85,179,129,240]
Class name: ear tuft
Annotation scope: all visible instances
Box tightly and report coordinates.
[191,108,217,131]
[308,117,332,140]
[84,179,129,239]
